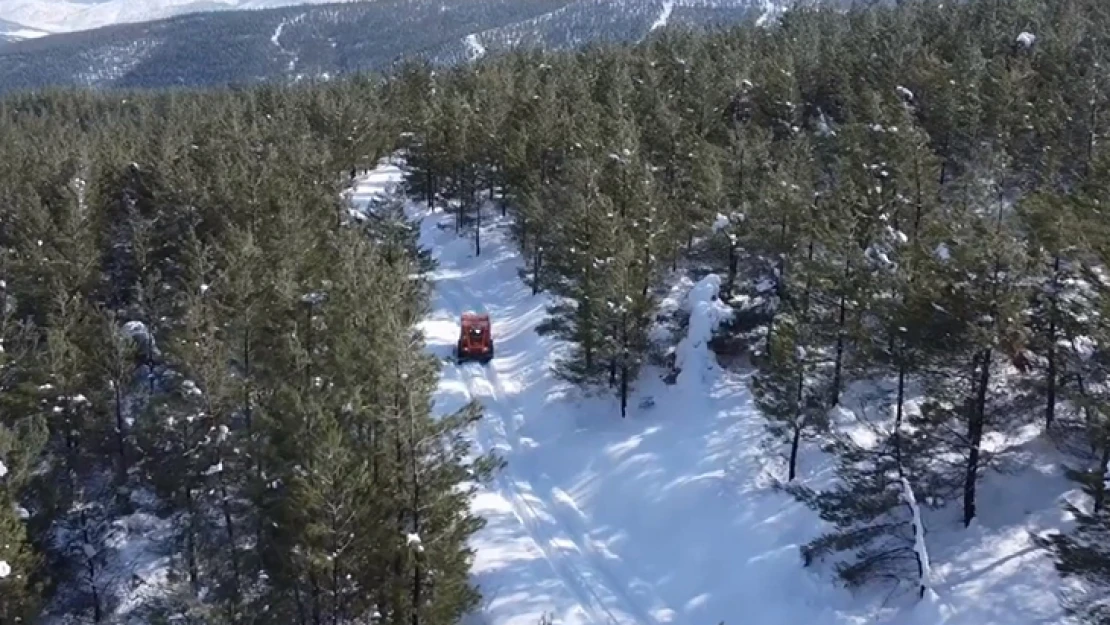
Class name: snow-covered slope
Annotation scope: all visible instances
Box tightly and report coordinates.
[348,161,1070,625]
[0,0,358,34]
[0,17,49,42]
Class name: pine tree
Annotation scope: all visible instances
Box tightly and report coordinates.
[537,146,620,392]
[385,356,494,625]
[359,185,435,274]
[38,291,115,622]
[0,310,48,623]
[500,57,569,296]
[89,307,141,491]
[752,315,827,482]
[787,410,937,594]
[283,409,380,624]
[918,152,1032,527]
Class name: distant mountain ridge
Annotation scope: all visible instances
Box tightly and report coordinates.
[0,17,50,43]
[0,0,776,95]
[0,0,367,34]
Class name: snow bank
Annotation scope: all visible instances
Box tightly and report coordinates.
[909,589,951,625]
[674,274,733,390]
[901,477,933,591]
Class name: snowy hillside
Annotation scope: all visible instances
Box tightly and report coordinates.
[0,17,49,42]
[347,161,1072,625]
[0,0,362,34]
[0,0,781,34]
[0,0,772,94]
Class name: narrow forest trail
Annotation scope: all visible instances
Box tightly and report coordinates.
[416,206,671,625]
[347,161,954,625]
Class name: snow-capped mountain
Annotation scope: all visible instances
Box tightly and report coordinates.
[0,17,50,42]
[0,0,364,34]
[0,0,775,94]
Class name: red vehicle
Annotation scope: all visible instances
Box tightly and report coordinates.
[457,312,494,364]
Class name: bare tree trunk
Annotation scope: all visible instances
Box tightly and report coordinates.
[184,487,200,593]
[1045,255,1061,429]
[532,248,542,295]
[331,509,341,625]
[113,374,128,484]
[726,242,738,298]
[218,473,243,612]
[895,357,907,474]
[80,508,103,623]
[788,423,802,482]
[964,349,991,527]
[831,263,849,407]
[619,362,629,419]
[409,384,423,625]
[475,199,481,257]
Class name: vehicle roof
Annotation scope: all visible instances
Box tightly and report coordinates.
[461,312,491,328]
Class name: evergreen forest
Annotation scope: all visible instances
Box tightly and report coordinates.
[2,0,1110,623]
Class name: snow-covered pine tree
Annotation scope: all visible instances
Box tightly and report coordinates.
[434,91,480,239]
[802,122,873,409]
[88,307,141,491]
[752,314,827,482]
[1014,191,1091,431]
[213,225,271,520]
[713,124,775,341]
[787,401,937,594]
[537,146,621,391]
[788,105,952,597]
[918,152,1032,527]
[500,56,567,295]
[360,184,435,275]
[629,49,701,266]
[751,133,816,359]
[282,407,379,624]
[386,357,495,625]
[469,63,512,208]
[166,235,255,620]
[595,106,667,416]
[37,292,116,622]
[393,60,445,211]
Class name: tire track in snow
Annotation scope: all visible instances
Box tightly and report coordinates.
[434,209,671,625]
[482,363,674,625]
[461,365,626,625]
[423,207,616,625]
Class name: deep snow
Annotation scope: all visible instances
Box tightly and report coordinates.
[347,161,1072,625]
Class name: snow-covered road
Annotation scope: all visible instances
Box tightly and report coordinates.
[348,162,852,625]
[348,160,1069,625]
[415,198,676,625]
